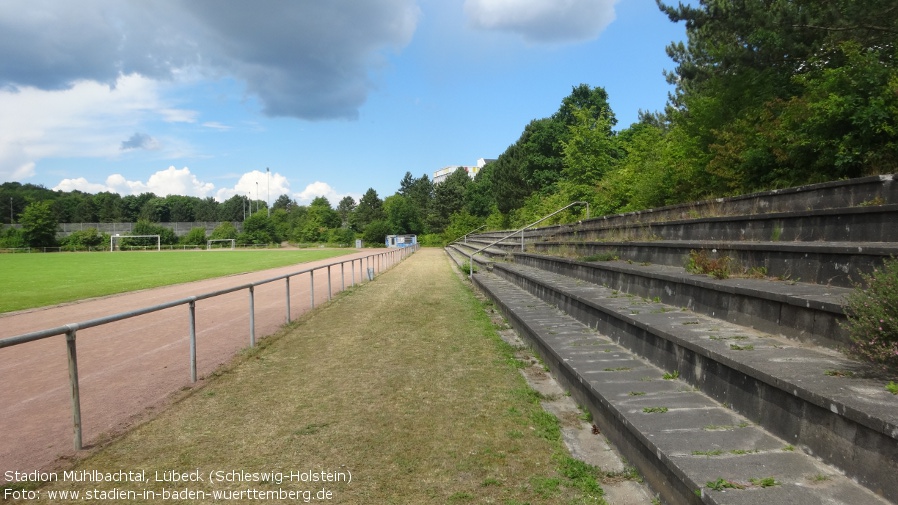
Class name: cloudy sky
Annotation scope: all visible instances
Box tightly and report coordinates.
[0,0,687,206]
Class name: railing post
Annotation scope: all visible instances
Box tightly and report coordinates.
[65,326,83,451]
[248,285,256,347]
[285,277,291,324]
[188,300,197,383]
[310,270,315,309]
[341,262,345,292]
[351,259,355,287]
[327,265,332,301]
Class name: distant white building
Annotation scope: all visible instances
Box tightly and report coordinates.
[432,158,495,185]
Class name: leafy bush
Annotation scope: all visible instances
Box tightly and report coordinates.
[459,261,478,275]
[210,221,239,240]
[685,249,730,279]
[327,227,356,247]
[126,220,178,246]
[361,220,391,247]
[240,212,279,245]
[843,258,898,375]
[0,226,26,248]
[417,233,444,247]
[62,228,108,250]
[180,227,207,246]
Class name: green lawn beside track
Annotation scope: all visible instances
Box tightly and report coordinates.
[0,249,354,314]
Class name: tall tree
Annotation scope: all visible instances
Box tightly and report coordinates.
[94,192,123,222]
[272,194,296,211]
[194,197,219,221]
[657,0,898,193]
[384,194,423,235]
[20,201,58,247]
[336,196,356,227]
[428,168,470,233]
[351,188,385,232]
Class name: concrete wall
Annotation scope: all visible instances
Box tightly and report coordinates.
[53,222,244,238]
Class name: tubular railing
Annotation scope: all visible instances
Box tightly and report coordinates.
[0,244,419,452]
[465,202,588,280]
[451,224,486,244]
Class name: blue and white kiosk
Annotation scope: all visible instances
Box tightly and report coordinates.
[385,234,417,248]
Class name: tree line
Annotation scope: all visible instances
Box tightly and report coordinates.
[443,0,897,234]
[3,0,895,249]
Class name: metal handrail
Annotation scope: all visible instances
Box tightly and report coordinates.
[449,224,487,245]
[467,201,588,279]
[0,244,420,452]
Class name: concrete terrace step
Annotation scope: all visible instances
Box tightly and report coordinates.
[506,252,853,349]
[473,259,898,501]
[524,240,898,289]
[470,267,891,505]
[513,174,897,238]
[514,204,898,244]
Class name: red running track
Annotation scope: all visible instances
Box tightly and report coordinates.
[0,249,397,480]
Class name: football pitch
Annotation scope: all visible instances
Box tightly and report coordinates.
[0,249,354,314]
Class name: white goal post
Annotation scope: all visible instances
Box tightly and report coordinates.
[207,239,236,250]
[111,234,161,251]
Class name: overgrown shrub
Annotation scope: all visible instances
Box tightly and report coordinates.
[843,258,898,375]
[210,221,239,240]
[327,227,356,247]
[0,226,26,248]
[126,220,178,246]
[61,228,108,250]
[685,249,731,279]
[180,227,207,246]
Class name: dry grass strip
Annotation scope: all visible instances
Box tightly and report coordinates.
[8,248,602,504]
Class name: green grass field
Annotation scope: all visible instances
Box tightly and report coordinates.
[0,249,354,314]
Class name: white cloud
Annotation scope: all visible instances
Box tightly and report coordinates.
[160,108,199,123]
[0,141,36,180]
[0,74,185,179]
[52,177,110,194]
[202,121,231,131]
[295,181,360,206]
[215,169,291,204]
[143,166,215,197]
[51,167,359,210]
[464,0,617,44]
[54,166,215,198]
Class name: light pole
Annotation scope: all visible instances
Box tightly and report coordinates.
[266,167,270,217]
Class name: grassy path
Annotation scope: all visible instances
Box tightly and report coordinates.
[6,248,602,504]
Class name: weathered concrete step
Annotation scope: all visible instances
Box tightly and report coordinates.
[513,174,897,240]
[509,252,852,349]
[471,268,890,505]
[524,239,898,288]
[509,204,898,244]
[446,242,508,263]
[481,261,898,502]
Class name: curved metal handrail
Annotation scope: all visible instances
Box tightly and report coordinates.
[466,201,588,279]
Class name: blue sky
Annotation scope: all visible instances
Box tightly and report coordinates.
[0,0,688,207]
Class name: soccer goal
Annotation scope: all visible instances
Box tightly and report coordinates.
[110,234,161,251]
[207,239,236,250]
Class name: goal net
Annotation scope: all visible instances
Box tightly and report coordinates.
[111,234,161,251]
[207,239,236,250]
